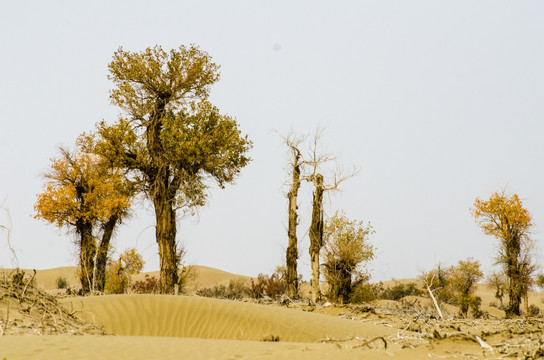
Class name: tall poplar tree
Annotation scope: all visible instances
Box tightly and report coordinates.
[84,45,252,293]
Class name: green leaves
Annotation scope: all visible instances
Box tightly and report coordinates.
[108,45,221,120]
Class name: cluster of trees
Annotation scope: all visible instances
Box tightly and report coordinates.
[28,43,541,320]
[422,190,538,319]
[34,45,252,294]
[280,130,375,303]
[422,258,484,318]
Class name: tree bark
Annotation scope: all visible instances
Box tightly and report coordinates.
[505,236,522,317]
[145,98,181,294]
[286,154,301,299]
[76,219,95,293]
[309,174,324,303]
[154,190,179,294]
[95,214,119,292]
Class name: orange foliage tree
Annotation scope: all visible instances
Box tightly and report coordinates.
[34,147,133,293]
[471,190,534,317]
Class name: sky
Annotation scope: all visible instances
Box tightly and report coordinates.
[1,1,543,282]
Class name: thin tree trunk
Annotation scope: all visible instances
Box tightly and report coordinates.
[77,220,95,293]
[524,291,529,315]
[426,283,444,320]
[95,214,119,292]
[309,174,324,303]
[286,157,301,299]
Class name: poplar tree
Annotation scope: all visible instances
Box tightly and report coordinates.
[84,45,252,293]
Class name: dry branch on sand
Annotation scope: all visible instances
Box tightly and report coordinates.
[0,270,104,336]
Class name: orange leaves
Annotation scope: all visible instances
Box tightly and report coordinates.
[471,190,532,240]
[34,148,132,229]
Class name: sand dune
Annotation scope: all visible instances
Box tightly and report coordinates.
[61,294,397,342]
[1,265,251,293]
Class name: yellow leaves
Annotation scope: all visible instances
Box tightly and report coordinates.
[471,190,532,240]
[34,148,132,229]
[108,45,220,117]
[323,211,375,268]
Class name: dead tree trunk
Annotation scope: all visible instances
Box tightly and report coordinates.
[309,174,324,303]
[286,148,302,299]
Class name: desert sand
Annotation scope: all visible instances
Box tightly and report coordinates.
[2,267,544,359]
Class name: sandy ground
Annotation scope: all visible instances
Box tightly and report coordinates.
[2,268,544,359]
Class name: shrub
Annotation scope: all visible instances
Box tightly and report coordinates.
[350,282,380,303]
[196,280,251,300]
[56,276,69,289]
[105,260,128,294]
[528,304,541,317]
[381,282,423,301]
[262,335,280,342]
[105,248,145,294]
[322,212,375,304]
[132,275,159,294]
[250,268,287,300]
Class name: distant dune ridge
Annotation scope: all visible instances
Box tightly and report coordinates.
[0,265,251,292]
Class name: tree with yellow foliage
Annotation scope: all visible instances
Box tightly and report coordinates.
[82,45,252,294]
[34,147,133,293]
[322,211,375,304]
[471,190,534,317]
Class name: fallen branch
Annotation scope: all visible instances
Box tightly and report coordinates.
[353,336,388,350]
[21,269,37,299]
[475,335,493,351]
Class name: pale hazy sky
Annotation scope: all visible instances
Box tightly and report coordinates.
[1,1,543,282]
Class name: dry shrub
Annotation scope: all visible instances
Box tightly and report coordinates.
[381,282,423,301]
[250,267,287,300]
[132,275,159,294]
[196,280,251,300]
[528,304,541,317]
[56,276,69,289]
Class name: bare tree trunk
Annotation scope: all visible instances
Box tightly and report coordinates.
[286,157,301,299]
[77,220,95,293]
[95,214,119,292]
[309,174,324,303]
[426,283,444,320]
[524,291,529,315]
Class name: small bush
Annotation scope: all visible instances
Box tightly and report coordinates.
[528,304,541,317]
[250,267,287,300]
[105,260,128,294]
[381,282,423,301]
[132,275,159,294]
[56,276,68,289]
[350,282,381,303]
[262,334,280,342]
[196,280,251,300]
